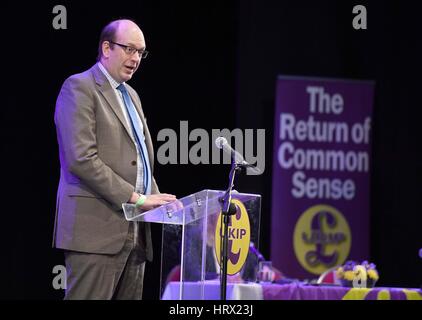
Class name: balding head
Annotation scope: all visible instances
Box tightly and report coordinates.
[97,19,144,61]
[98,19,146,83]
[115,19,143,38]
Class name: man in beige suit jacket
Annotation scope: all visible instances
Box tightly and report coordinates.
[53,19,176,299]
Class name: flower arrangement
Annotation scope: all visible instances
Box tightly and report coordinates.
[336,260,379,288]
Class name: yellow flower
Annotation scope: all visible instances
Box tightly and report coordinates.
[344,271,355,281]
[367,269,379,281]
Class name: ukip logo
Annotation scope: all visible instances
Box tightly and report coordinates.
[214,198,251,275]
[293,204,352,275]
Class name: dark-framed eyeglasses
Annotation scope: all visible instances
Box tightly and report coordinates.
[109,41,149,59]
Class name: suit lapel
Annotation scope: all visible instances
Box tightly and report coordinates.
[91,64,155,170]
[127,89,155,170]
[91,64,133,139]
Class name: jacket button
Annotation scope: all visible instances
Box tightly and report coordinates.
[131,161,137,166]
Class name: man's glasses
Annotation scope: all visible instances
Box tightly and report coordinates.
[109,41,149,59]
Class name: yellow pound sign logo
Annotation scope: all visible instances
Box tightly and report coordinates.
[215,199,251,275]
[293,204,351,275]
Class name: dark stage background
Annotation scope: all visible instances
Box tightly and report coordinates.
[1,0,421,299]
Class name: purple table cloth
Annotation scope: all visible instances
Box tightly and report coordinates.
[262,283,422,300]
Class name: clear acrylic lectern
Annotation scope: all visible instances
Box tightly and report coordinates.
[122,189,261,300]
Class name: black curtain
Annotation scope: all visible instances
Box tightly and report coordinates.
[1,0,420,299]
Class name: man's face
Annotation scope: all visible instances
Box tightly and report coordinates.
[102,22,145,83]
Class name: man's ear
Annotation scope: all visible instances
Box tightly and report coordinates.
[102,41,110,58]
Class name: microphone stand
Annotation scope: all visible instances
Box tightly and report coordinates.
[219,156,242,300]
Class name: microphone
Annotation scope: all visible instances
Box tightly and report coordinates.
[249,242,265,262]
[215,136,255,168]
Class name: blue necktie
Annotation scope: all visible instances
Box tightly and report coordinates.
[117,84,152,195]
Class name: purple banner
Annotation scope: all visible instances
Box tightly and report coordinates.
[271,76,374,280]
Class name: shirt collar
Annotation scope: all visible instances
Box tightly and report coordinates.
[97,62,124,90]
